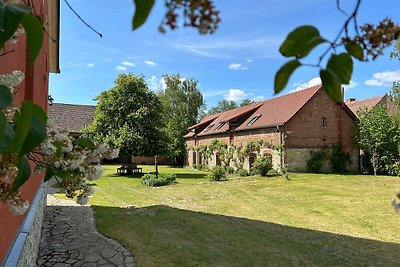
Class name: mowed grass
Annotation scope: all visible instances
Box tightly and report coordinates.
[88,165,400,266]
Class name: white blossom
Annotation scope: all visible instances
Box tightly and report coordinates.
[0,70,25,93]
[8,199,29,215]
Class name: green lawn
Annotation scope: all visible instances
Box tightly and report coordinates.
[87,165,400,266]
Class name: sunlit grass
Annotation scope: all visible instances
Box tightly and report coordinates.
[87,165,400,266]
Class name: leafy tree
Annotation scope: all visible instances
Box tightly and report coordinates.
[240,99,255,107]
[158,74,204,165]
[86,73,165,157]
[358,105,399,175]
[207,100,237,115]
[390,81,400,107]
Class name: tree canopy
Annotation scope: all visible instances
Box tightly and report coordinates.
[357,105,399,175]
[158,74,204,164]
[86,73,165,157]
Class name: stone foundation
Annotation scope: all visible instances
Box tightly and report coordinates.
[3,184,46,267]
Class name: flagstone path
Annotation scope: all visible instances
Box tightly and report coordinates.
[36,195,134,267]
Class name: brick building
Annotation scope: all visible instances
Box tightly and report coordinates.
[346,94,396,115]
[185,85,359,172]
[0,0,60,265]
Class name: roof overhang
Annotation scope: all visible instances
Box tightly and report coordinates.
[48,0,60,73]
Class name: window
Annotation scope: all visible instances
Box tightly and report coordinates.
[247,115,262,126]
[204,124,214,132]
[321,117,327,127]
[215,122,225,131]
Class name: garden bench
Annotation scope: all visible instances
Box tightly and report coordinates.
[117,163,143,175]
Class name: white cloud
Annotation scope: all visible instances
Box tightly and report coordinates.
[252,95,265,102]
[225,89,247,101]
[228,63,248,71]
[122,60,135,67]
[246,59,253,63]
[147,76,166,91]
[365,79,384,86]
[365,70,400,87]
[144,60,157,67]
[116,66,127,71]
[343,80,358,91]
[87,63,94,67]
[293,77,322,92]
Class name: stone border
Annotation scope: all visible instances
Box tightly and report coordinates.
[3,184,46,267]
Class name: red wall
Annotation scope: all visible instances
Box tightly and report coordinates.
[0,0,50,262]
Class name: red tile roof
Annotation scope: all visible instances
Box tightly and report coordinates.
[197,102,263,136]
[235,85,322,131]
[345,95,386,115]
[48,103,96,133]
[188,85,323,137]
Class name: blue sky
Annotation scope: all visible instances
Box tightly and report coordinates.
[50,0,399,109]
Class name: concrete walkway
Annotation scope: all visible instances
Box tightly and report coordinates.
[36,195,135,267]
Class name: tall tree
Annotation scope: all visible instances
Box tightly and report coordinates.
[390,81,400,107]
[358,105,399,175]
[158,74,205,165]
[207,100,237,115]
[240,99,255,107]
[86,73,165,157]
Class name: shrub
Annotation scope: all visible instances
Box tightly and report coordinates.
[330,144,351,173]
[142,173,176,187]
[236,168,249,177]
[307,150,326,173]
[251,156,272,176]
[266,169,279,176]
[194,164,208,171]
[224,166,235,174]
[208,166,227,181]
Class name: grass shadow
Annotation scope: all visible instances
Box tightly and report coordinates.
[93,205,400,267]
[175,173,207,179]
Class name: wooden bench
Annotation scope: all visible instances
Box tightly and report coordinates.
[117,163,143,175]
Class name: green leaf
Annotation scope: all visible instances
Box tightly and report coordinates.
[0,122,14,152]
[21,14,43,66]
[274,60,301,94]
[279,25,326,58]
[320,69,342,103]
[74,137,95,149]
[10,156,31,193]
[345,41,364,61]
[0,84,12,109]
[0,2,31,48]
[44,166,55,182]
[132,0,155,30]
[10,101,32,154]
[326,53,353,84]
[19,102,47,156]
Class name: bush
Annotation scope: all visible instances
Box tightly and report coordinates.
[266,169,279,176]
[224,166,235,174]
[236,168,249,177]
[142,173,176,187]
[307,150,326,173]
[194,164,208,171]
[330,144,351,173]
[208,166,227,181]
[251,157,272,176]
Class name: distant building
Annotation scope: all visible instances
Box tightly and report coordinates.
[185,85,359,173]
[345,94,396,115]
[48,103,96,136]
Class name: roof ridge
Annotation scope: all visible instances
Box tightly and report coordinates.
[52,103,96,107]
[258,84,322,104]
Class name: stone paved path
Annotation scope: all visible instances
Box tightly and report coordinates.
[37,195,135,267]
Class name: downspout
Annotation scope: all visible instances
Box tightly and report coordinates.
[277,125,284,171]
[339,87,344,148]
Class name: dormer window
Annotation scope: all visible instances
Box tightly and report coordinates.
[204,124,214,132]
[247,115,261,126]
[215,122,225,131]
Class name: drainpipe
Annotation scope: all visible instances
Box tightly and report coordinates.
[276,125,284,171]
[339,87,344,148]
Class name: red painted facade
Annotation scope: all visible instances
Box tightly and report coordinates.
[0,0,55,262]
